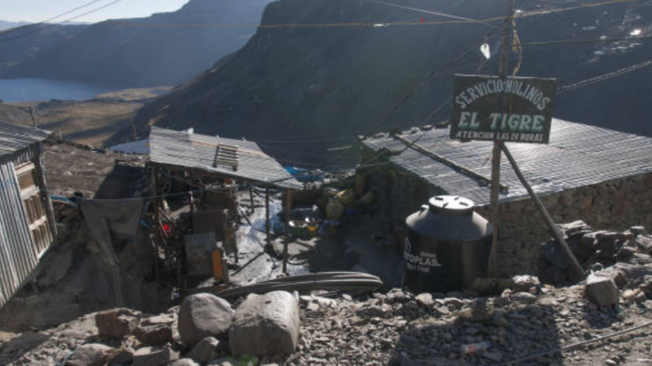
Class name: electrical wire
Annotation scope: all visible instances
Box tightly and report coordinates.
[0,0,126,45]
[521,34,652,46]
[96,0,644,30]
[359,0,498,28]
[557,57,652,94]
[0,0,106,36]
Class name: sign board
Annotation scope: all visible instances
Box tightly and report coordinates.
[450,74,556,144]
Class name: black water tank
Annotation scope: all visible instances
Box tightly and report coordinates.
[402,195,493,293]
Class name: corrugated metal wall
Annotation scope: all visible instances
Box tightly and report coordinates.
[0,145,46,308]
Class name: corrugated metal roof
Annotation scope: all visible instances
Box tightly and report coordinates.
[149,127,303,190]
[362,119,652,206]
[0,122,50,160]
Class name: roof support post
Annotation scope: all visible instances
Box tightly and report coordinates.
[282,190,293,274]
[501,144,586,280]
[265,185,271,250]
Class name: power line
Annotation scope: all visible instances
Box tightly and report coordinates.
[0,0,126,45]
[522,34,652,47]
[98,0,644,30]
[558,57,652,94]
[359,0,498,28]
[0,0,106,36]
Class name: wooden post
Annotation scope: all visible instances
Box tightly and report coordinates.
[282,190,293,274]
[265,186,271,249]
[28,107,36,128]
[501,145,585,280]
[249,186,255,214]
[487,0,514,278]
[150,164,160,282]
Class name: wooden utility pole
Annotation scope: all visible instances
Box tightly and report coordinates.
[28,107,37,128]
[487,0,514,277]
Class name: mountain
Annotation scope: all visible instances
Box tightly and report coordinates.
[133,0,652,166]
[0,23,87,75]
[0,20,30,30]
[1,0,274,87]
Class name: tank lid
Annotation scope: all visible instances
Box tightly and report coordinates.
[428,196,475,217]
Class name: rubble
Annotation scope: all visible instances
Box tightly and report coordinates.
[65,343,113,366]
[133,314,175,346]
[186,337,222,365]
[132,346,180,366]
[539,222,652,284]
[95,309,141,340]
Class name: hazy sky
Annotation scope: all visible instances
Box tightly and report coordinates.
[0,0,191,23]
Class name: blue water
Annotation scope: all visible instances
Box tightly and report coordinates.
[0,78,127,102]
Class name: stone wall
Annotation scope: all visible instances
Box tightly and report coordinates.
[362,147,652,277]
[475,172,652,277]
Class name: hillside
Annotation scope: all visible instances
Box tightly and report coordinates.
[1,0,274,87]
[0,24,86,75]
[134,0,652,165]
[0,21,30,30]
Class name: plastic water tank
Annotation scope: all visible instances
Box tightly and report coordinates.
[402,195,493,293]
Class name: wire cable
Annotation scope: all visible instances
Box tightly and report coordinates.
[0,0,126,45]
[0,0,106,36]
[359,0,498,28]
[97,0,645,30]
[558,58,652,94]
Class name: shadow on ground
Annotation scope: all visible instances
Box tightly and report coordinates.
[389,303,563,366]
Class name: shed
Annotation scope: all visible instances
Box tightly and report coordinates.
[0,122,55,308]
[361,119,652,275]
[148,127,303,275]
[149,127,302,190]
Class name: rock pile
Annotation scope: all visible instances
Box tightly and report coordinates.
[539,221,652,284]
[4,263,652,365]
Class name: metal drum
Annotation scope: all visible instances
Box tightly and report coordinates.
[403,196,493,293]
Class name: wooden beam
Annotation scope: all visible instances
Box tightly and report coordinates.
[501,144,585,280]
[393,133,509,192]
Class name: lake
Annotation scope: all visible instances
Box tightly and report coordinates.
[0,78,128,102]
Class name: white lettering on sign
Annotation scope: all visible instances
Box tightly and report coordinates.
[457,113,545,133]
[454,79,551,111]
[403,238,442,274]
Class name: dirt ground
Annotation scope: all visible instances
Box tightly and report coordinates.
[5,86,170,147]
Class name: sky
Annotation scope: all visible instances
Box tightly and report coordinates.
[0,0,191,23]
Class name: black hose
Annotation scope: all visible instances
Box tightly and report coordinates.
[215,272,383,299]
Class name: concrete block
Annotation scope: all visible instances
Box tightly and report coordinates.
[229,291,300,358]
[585,273,619,307]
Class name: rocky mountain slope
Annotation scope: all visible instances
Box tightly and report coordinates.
[0,24,86,75]
[134,0,652,165]
[0,0,274,87]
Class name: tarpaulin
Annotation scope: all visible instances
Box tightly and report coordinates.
[80,198,144,306]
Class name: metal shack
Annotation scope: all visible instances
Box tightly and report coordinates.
[0,122,55,308]
[360,119,652,277]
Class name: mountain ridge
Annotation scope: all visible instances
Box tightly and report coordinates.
[134,0,652,165]
[0,0,274,87]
